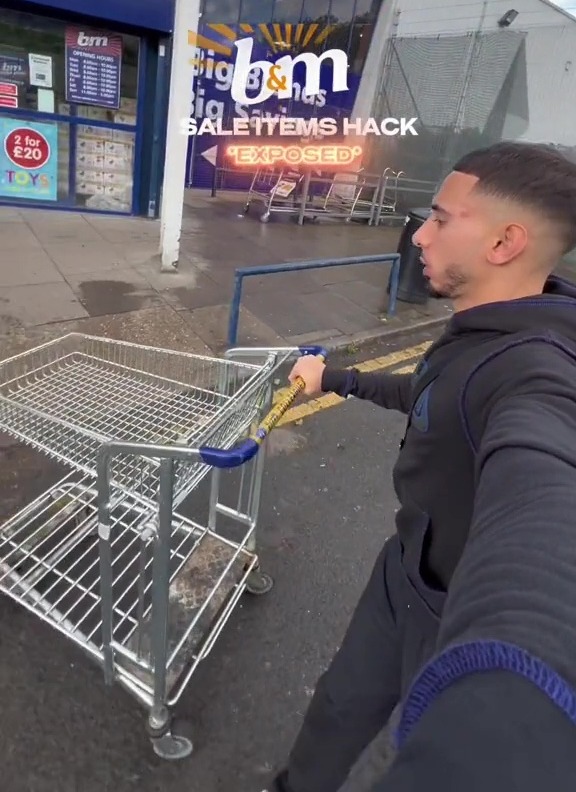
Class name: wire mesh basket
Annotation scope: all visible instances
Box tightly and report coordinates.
[0,333,275,507]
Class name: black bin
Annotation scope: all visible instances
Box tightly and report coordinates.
[389,208,431,305]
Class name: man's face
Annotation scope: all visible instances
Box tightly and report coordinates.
[412,171,502,300]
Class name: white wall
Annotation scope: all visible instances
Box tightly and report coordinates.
[358,0,576,147]
[502,23,576,145]
[393,0,574,36]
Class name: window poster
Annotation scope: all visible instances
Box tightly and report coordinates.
[65,26,122,109]
[0,118,58,201]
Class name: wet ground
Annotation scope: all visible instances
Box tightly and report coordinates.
[0,197,452,356]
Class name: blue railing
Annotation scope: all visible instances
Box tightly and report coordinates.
[227,253,400,346]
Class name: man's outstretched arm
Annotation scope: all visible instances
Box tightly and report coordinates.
[321,369,413,413]
[369,358,576,789]
[289,353,417,413]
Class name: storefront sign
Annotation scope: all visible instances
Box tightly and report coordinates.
[0,119,58,201]
[65,26,122,109]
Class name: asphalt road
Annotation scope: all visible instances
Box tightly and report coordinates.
[0,328,440,792]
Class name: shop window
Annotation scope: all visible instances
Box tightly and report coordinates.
[353,0,383,21]
[301,0,332,22]
[348,22,376,74]
[272,0,306,23]
[0,9,139,213]
[329,0,359,25]
[239,0,276,24]
[201,0,241,24]
[0,9,139,123]
[73,125,136,212]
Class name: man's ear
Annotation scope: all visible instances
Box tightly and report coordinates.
[487,223,528,265]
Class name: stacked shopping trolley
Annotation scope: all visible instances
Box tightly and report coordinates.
[0,333,323,760]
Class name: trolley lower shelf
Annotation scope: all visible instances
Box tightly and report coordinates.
[0,470,257,705]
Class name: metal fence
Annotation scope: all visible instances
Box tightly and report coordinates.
[366,22,576,192]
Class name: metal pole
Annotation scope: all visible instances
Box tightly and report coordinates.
[227,273,244,347]
[150,458,175,709]
[226,254,401,347]
[97,446,115,685]
[159,0,201,272]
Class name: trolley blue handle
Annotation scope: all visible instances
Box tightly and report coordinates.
[200,346,327,469]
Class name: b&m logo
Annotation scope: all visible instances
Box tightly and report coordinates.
[230,36,349,106]
[75,31,110,47]
[187,23,351,115]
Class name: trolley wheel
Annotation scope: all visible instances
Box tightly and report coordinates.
[260,212,270,223]
[245,567,274,596]
[149,717,194,761]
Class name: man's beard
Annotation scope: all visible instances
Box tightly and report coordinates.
[424,264,467,300]
[426,281,445,299]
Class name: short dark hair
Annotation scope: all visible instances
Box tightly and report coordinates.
[452,141,576,254]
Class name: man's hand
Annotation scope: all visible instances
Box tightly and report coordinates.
[288,355,326,396]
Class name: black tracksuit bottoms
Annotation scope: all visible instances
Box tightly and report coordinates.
[281,531,447,792]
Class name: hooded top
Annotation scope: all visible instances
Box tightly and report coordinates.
[321,274,576,790]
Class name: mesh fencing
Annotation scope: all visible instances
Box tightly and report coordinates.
[366,22,576,207]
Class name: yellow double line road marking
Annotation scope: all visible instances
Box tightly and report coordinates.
[275,340,432,427]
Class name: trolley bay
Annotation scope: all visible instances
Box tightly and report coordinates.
[0,329,440,792]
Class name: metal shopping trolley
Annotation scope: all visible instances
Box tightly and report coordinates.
[0,333,326,760]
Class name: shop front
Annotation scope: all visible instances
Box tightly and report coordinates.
[187,0,384,190]
[0,0,174,215]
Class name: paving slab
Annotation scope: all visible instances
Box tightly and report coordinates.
[298,290,385,335]
[0,250,64,287]
[242,290,333,338]
[44,240,129,274]
[1,225,44,250]
[327,279,390,315]
[240,269,323,297]
[28,220,105,245]
[0,282,89,326]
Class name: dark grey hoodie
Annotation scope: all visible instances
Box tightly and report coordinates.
[322,274,576,790]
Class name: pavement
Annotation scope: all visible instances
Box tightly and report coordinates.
[0,328,438,792]
[0,190,454,364]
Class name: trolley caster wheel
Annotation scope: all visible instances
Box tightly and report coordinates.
[149,717,194,761]
[245,568,274,596]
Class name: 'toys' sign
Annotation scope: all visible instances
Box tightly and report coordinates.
[4,127,51,170]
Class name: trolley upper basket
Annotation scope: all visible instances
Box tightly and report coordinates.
[0,333,275,506]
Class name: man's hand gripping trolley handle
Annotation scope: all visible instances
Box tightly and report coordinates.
[199,345,327,469]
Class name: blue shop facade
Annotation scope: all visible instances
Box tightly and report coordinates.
[187,0,384,190]
[0,0,174,216]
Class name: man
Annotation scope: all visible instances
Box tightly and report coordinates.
[264,141,576,791]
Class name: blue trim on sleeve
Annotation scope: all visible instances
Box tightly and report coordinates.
[395,640,576,748]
